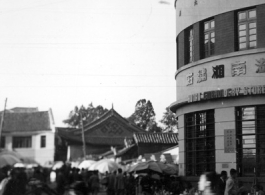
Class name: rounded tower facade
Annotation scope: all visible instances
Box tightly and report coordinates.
[171,0,265,180]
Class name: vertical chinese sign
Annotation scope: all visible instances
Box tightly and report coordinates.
[224,129,236,153]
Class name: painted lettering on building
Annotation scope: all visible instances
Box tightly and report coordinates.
[256,58,265,73]
[231,61,246,76]
[224,129,235,153]
[186,73,193,86]
[188,85,265,103]
[212,65,224,79]
[197,68,207,83]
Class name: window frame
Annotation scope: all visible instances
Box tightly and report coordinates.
[40,135,46,148]
[185,109,215,176]
[188,28,194,63]
[236,105,265,177]
[13,136,32,148]
[237,8,257,51]
[0,136,5,148]
[203,19,215,58]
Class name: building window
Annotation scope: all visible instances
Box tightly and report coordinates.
[0,137,5,148]
[238,9,257,50]
[188,28,194,63]
[204,19,215,58]
[236,105,265,176]
[41,135,46,148]
[13,136,32,148]
[185,110,215,176]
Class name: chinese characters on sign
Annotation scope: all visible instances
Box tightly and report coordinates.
[186,73,193,86]
[212,65,224,78]
[197,68,207,83]
[194,0,198,6]
[255,58,265,73]
[224,129,236,153]
[231,61,246,77]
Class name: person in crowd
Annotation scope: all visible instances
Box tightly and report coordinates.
[116,168,125,195]
[3,169,25,195]
[107,171,117,195]
[256,185,265,195]
[33,168,45,182]
[123,172,129,195]
[224,169,238,195]
[0,168,11,195]
[68,167,75,184]
[89,170,100,195]
[73,168,82,182]
[56,168,66,195]
[126,172,135,195]
[140,171,153,195]
[17,168,28,195]
[217,171,228,195]
[198,171,217,195]
[81,168,86,182]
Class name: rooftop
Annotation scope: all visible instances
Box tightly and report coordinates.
[1,108,52,132]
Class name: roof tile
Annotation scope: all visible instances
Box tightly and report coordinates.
[134,133,178,144]
[2,111,51,132]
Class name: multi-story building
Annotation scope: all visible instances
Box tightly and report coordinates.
[170,0,265,182]
[1,107,55,165]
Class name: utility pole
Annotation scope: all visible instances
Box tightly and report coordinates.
[80,111,86,159]
[0,98,7,149]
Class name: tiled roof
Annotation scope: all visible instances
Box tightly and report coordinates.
[2,111,52,132]
[133,133,178,144]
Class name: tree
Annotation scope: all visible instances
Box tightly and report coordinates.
[128,99,161,132]
[63,103,108,128]
[160,107,178,133]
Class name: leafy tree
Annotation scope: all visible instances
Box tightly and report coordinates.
[128,99,161,132]
[160,107,178,133]
[63,103,108,128]
[147,121,162,133]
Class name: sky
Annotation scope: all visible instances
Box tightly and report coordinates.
[0,0,176,126]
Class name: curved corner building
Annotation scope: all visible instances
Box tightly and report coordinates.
[170,0,265,180]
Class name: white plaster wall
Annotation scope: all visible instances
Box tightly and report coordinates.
[175,0,265,36]
[34,132,55,165]
[2,131,55,166]
[215,107,237,174]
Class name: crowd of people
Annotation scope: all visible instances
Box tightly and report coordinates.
[0,164,264,195]
[0,162,183,195]
[194,169,264,195]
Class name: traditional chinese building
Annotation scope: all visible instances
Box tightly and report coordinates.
[115,133,178,163]
[171,0,265,185]
[56,108,145,161]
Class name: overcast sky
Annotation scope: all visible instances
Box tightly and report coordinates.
[0,0,176,126]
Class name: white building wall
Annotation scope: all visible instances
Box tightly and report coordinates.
[215,107,237,174]
[2,131,55,166]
